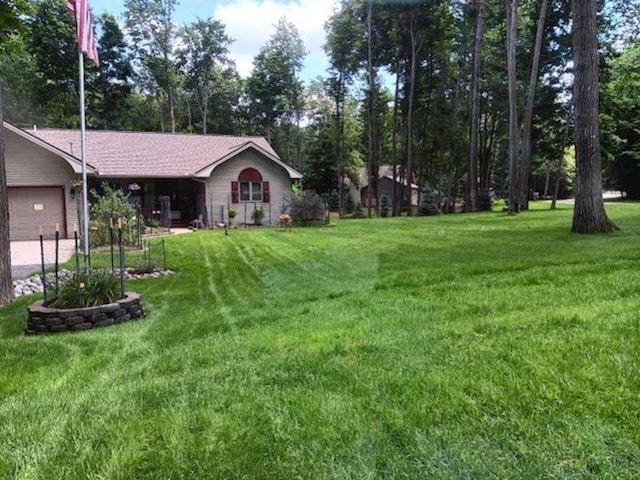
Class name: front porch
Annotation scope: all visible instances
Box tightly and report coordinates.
[91,178,205,228]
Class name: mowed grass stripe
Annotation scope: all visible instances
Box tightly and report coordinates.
[1,203,640,478]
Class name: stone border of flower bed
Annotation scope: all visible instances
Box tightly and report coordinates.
[25,292,144,335]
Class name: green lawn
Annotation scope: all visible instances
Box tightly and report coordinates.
[2,202,640,479]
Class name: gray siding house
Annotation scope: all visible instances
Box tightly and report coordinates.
[3,121,302,240]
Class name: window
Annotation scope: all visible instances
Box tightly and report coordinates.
[232,169,270,203]
[240,182,262,202]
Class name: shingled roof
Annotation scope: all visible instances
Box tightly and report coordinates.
[26,128,302,179]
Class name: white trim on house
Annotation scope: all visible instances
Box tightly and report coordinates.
[3,121,97,175]
[193,141,303,180]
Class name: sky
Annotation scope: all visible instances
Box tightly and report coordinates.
[90,0,339,82]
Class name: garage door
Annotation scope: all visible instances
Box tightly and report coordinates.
[8,187,66,240]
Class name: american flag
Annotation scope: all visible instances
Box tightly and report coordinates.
[67,0,99,66]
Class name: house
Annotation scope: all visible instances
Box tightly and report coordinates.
[346,165,419,208]
[3,121,302,240]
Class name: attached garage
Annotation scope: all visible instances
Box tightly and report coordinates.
[8,187,66,240]
[3,122,94,240]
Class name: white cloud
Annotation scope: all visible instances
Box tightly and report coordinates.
[213,0,338,81]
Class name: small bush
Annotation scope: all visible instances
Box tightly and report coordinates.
[145,217,160,228]
[252,206,265,225]
[352,202,367,218]
[478,191,493,211]
[419,184,440,216]
[289,191,326,226]
[89,184,137,246]
[53,270,120,308]
[344,194,355,214]
[380,194,390,217]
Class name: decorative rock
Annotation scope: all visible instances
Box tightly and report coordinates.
[72,322,93,331]
[66,316,86,325]
[91,312,108,323]
[101,304,120,314]
[115,313,131,323]
[45,317,63,326]
[13,269,174,299]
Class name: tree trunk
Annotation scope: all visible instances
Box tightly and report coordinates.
[405,14,422,217]
[0,82,14,305]
[202,95,208,135]
[543,163,550,198]
[467,0,485,212]
[550,165,562,210]
[168,89,176,134]
[479,112,498,192]
[519,0,549,210]
[391,68,400,216]
[506,0,520,214]
[570,0,615,233]
[446,73,464,214]
[335,74,343,218]
[551,118,570,209]
[186,99,192,133]
[158,94,165,133]
[366,2,374,218]
[266,116,272,144]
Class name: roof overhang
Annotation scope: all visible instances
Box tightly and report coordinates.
[193,141,303,179]
[3,122,97,175]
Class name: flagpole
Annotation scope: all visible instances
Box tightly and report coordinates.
[79,50,90,269]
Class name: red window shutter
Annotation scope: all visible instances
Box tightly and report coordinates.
[231,181,239,203]
[263,181,270,203]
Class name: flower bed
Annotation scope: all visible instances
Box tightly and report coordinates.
[26,292,144,335]
[13,269,174,299]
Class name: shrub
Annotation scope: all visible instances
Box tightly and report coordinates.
[145,217,160,228]
[380,194,390,217]
[419,184,440,216]
[344,194,355,214]
[478,191,493,211]
[53,270,120,309]
[289,191,326,226]
[89,184,137,246]
[252,206,265,225]
[353,202,367,218]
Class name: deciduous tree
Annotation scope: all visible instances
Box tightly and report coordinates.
[177,18,234,135]
[124,0,178,133]
[247,17,306,161]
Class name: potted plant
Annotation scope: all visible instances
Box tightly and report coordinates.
[252,206,265,226]
[228,208,237,226]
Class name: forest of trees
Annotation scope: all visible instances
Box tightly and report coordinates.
[1,0,640,219]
